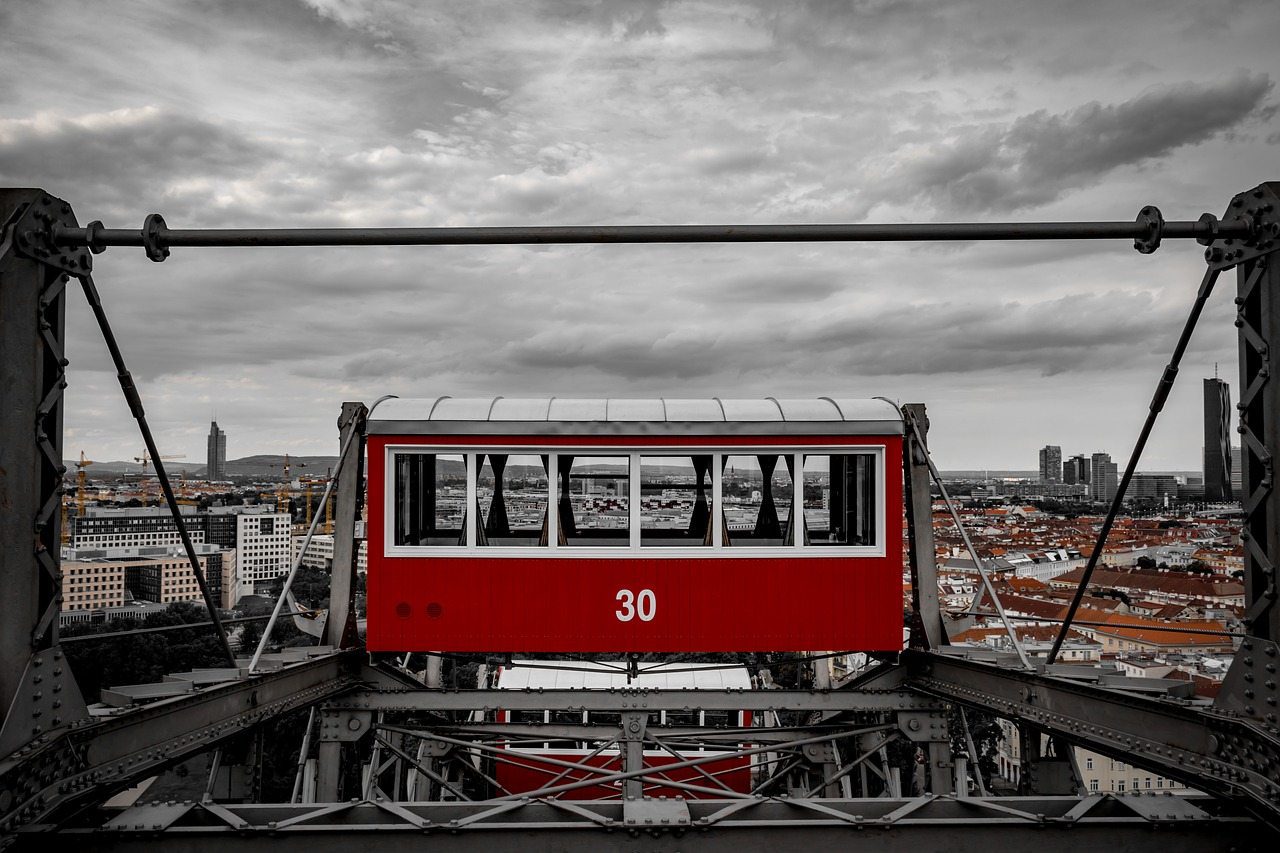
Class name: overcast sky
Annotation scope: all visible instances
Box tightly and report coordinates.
[3,0,1277,470]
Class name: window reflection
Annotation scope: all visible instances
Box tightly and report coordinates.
[392,452,466,546]
[802,454,877,546]
[477,454,549,546]
[720,455,794,546]
[560,456,630,547]
[639,455,712,546]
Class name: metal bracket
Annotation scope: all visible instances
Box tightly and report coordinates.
[6,192,92,275]
[619,710,647,741]
[319,710,372,742]
[1206,183,1280,270]
[1216,636,1280,727]
[896,710,949,743]
[416,737,450,758]
[141,213,169,262]
[1133,205,1164,254]
[1120,792,1213,822]
[622,795,690,828]
[0,646,87,757]
[802,742,837,763]
[103,800,195,832]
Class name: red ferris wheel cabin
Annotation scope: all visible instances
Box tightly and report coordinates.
[365,397,904,652]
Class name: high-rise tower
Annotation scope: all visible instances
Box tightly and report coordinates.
[207,421,227,481]
[1090,452,1117,502]
[1064,454,1090,486]
[1038,445,1062,483]
[1203,378,1233,502]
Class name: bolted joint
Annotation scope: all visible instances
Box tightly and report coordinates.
[1134,205,1164,254]
[141,213,170,262]
[1195,212,1221,246]
[83,220,108,255]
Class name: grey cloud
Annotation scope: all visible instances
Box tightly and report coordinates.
[497,290,1191,384]
[889,72,1273,212]
[698,270,845,304]
[501,330,725,381]
[0,107,271,219]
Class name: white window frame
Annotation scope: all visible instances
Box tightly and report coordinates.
[383,443,886,559]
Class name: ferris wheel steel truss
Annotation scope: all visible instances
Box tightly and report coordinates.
[1,183,1279,849]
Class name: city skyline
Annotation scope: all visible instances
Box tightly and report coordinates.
[3,2,1276,470]
[64,382,1236,474]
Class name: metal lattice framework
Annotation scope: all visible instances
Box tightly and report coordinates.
[2,183,1280,849]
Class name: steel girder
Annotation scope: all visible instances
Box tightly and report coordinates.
[0,190,90,761]
[324,686,928,714]
[0,651,363,834]
[902,649,1280,824]
[33,795,1271,851]
[4,181,1280,843]
[1231,184,1280,642]
[322,402,366,649]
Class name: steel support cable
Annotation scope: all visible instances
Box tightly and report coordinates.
[52,215,1247,251]
[801,732,898,798]
[390,724,895,802]
[429,735,748,802]
[445,744,515,797]
[75,272,234,666]
[1048,265,1223,663]
[643,735,738,793]
[58,613,284,643]
[905,413,1033,669]
[248,394,396,673]
[519,738,620,792]
[753,756,805,795]
[371,734,471,801]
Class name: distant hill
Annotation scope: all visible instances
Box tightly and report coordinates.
[215,455,342,479]
[67,455,340,480]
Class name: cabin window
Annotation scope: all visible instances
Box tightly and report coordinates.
[477,454,549,547]
[639,455,713,547]
[802,454,877,546]
[559,456,631,547]
[509,710,544,724]
[392,452,466,546]
[720,454,795,546]
[702,710,733,728]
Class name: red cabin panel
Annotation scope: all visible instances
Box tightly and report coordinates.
[365,432,903,653]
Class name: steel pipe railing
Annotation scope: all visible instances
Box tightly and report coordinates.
[51,214,1249,254]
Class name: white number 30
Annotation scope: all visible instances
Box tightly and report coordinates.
[615,588,656,622]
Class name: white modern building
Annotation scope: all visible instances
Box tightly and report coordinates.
[292,534,367,575]
[235,512,292,594]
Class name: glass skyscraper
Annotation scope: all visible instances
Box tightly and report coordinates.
[207,421,227,481]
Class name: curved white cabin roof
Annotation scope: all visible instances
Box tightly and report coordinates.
[369,397,902,436]
[496,659,752,691]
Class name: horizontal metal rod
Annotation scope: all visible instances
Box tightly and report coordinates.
[53,218,1247,249]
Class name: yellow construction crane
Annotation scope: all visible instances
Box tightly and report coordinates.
[268,453,307,516]
[133,449,185,499]
[62,451,95,546]
[298,470,340,533]
[75,451,94,517]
